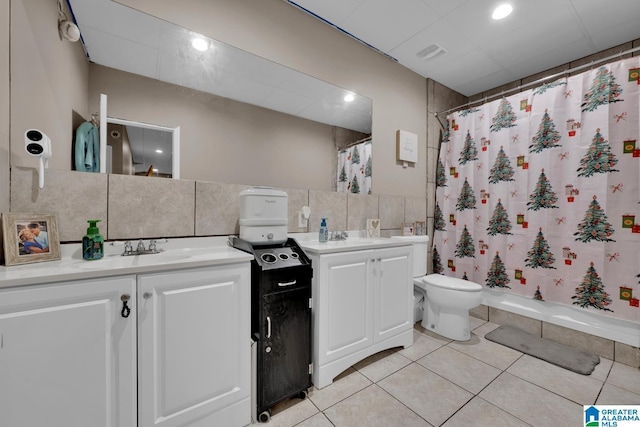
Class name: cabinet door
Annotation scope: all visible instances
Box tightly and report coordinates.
[374,246,412,343]
[259,286,311,411]
[316,250,374,365]
[137,264,251,427]
[0,276,137,427]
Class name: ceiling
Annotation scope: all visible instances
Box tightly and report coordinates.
[286,0,640,96]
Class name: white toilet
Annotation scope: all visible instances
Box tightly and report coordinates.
[390,236,483,341]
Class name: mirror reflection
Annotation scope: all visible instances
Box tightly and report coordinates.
[67,0,372,135]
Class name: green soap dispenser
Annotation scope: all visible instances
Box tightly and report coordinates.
[83,220,104,260]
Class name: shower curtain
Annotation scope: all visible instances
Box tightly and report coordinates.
[337,139,372,194]
[435,57,640,323]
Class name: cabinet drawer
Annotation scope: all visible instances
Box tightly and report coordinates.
[259,267,312,294]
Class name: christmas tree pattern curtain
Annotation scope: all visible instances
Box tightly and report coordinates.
[337,139,372,194]
[435,57,640,323]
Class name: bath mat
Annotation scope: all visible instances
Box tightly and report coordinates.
[485,325,600,375]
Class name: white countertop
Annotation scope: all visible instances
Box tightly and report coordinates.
[296,234,411,254]
[0,237,253,289]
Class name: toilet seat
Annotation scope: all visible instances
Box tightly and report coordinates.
[418,274,482,292]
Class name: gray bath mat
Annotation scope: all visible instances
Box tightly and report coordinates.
[485,325,600,375]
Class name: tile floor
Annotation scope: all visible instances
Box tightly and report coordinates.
[254,317,640,427]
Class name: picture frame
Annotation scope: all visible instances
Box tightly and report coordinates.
[366,218,380,238]
[415,221,426,236]
[1,213,61,266]
[402,222,415,236]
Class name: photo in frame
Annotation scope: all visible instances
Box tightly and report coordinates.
[1,213,61,266]
[415,221,426,236]
[402,222,415,236]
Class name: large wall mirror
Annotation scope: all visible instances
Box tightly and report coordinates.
[68,0,372,182]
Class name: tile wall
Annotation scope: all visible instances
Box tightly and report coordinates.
[9,167,427,242]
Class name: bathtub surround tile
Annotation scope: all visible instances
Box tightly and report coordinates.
[346,193,378,231]
[417,346,502,394]
[308,190,347,232]
[353,348,412,383]
[195,181,251,236]
[109,174,195,239]
[426,181,436,218]
[470,304,489,321]
[480,373,582,426]
[596,383,640,405]
[308,368,371,412]
[10,167,108,241]
[281,187,309,233]
[378,363,473,426]
[506,355,603,404]
[615,341,640,368]
[542,322,614,361]
[488,307,542,337]
[441,397,530,427]
[323,384,430,427]
[404,197,426,224]
[378,194,404,230]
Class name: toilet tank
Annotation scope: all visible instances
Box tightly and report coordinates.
[390,235,429,277]
[239,187,288,245]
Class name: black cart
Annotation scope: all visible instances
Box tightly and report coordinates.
[230,237,313,423]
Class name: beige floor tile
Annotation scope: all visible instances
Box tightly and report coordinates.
[471,321,500,338]
[398,330,444,361]
[308,368,372,411]
[590,357,613,382]
[323,384,431,427]
[417,346,501,394]
[353,349,412,383]
[259,398,319,427]
[596,383,640,405]
[296,412,335,427]
[441,397,530,427]
[414,322,453,345]
[606,362,640,394]
[378,363,473,426]
[447,333,522,370]
[469,315,487,331]
[479,372,582,427]
[506,355,603,404]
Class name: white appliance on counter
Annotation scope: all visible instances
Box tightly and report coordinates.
[239,187,288,245]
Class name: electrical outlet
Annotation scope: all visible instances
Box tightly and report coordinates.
[298,211,308,228]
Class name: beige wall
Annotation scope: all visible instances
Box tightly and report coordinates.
[10,0,89,172]
[0,1,9,213]
[119,0,428,198]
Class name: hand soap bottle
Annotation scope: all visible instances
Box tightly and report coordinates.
[319,218,328,243]
[83,220,104,260]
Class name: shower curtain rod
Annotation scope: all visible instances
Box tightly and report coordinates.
[338,135,372,150]
[435,45,640,116]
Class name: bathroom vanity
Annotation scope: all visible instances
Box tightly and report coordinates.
[299,238,413,389]
[0,238,253,427]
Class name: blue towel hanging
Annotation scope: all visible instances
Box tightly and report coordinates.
[75,121,100,172]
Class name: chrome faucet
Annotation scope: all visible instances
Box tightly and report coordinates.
[329,231,349,241]
[119,239,168,256]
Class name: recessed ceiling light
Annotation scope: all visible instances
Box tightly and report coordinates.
[155,149,163,154]
[344,94,355,102]
[492,4,513,20]
[191,37,209,52]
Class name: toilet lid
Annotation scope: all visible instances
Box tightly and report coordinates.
[421,274,482,292]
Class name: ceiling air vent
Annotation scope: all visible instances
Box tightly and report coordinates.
[416,43,447,60]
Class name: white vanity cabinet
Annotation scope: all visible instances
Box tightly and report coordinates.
[305,243,413,389]
[0,275,137,427]
[137,264,251,427]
